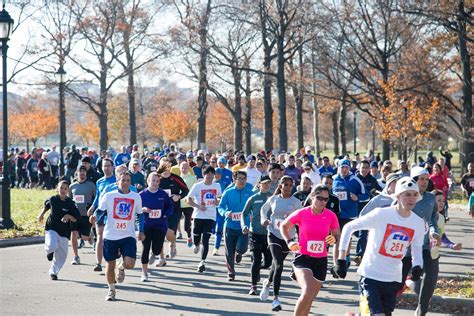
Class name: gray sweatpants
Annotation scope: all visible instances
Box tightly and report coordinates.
[45,230,69,276]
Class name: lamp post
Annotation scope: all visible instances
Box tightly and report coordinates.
[55,65,66,177]
[353,111,358,155]
[0,5,14,229]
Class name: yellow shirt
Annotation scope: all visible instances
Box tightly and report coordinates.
[232,163,247,173]
[171,165,195,176]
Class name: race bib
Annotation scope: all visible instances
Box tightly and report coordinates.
[231,212,242,221]
[32,167,38,172]
[336,191,347,201]
[164,189,172,197]
[74,195,85,204]
[115,221,127,231]
[112,198,135,220]
[379,224,414,259]
[151,166,157,171]
[44,166,49,171]
[149,209,161,219]
[469,180,474,188]
[122,156,129,163]
[273,218,283,229]
[307,241,324,254]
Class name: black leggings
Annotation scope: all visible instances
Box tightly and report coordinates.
[193,218,215,261]
[250,233,272,286]
[141,226,167,264]
[182,207,193,239]
[268,234,290,296]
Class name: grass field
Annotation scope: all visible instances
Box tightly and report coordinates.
[0,188,54,239]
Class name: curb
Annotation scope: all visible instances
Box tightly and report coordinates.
[402,293,474,308]
[0,236,44,248]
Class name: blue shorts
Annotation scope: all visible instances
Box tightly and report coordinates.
[103,237,137,262]
[359,276,401,315]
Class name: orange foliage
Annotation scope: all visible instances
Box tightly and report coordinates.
[145,108,196,144]
[206,101,234,149]
[72,113,101,146]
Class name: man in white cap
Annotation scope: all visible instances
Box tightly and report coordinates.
[401,166,440,316]
[335,176,425,316]
[244,155,261,187]
[305,146,315,163]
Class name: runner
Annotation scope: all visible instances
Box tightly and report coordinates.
[157,159,189,263]
[186,166,222,272]
[69,166,96,265]
[259,175,302,311]
[335,177,425,316]
[293,176,312,204]
[180,161,198,248]
[280,184,340,316]
[138,172,174,281]
[87,158,116,272]
[301,162,320,189]
[97,171,142,301]
[241,175,273,295]
[243,155,261,187]
[213,157,234,255]
[38,180,81,280]
[217,170,254,280]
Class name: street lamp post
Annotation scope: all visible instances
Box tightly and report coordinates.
[0,5,14,229]
[353,111,357,155]
[55,65,66,177]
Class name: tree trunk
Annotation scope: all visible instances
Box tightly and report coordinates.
[332,111,339,156]
[244,67,252,154]
[276,32,287,152]
[458,0,473,170]
[339,97,347,155]
[295,44,304,150]
[196,0,212,148]
[233,69,243,151]
[99,75,109,151]
[127,59,137,146]
[263,58,273,152]
[311,41,320,156]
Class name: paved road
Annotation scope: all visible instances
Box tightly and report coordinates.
[1,207,472,315]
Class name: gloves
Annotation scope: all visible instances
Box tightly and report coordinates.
[411,266,423,281]
[335,259,347,279]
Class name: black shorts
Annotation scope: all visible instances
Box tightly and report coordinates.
[249,232,268,252]
[268,233,290,253]
[167,208,183,233]
[71,216,92,237]
[293,254,328,282]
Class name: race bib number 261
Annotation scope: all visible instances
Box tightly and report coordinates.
[379,224,414,259]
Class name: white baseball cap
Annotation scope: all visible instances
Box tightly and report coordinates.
[410,166,429,178]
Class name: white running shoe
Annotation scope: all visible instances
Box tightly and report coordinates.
[156,258,167,267]
[105,289,116,301]
[212,248,219,256]
[193,245,200,254]
[116,266,125,283]
[148,254,156,266]
[140,272,149,282]
[260,279,270,301]
[197,261,206,273]
[272,298,282,311]
[71,256,80,265]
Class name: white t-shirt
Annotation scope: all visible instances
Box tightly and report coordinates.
[187,181,222,221]
[99,190,143,241]
[244,167,262,187]
[340,206,425,282]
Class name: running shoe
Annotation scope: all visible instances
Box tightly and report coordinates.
[71,256,81,265]
[212,248,219,256]
[260,279,270,301]
[156,258,167,267]
[228,274,235,281]
[187,238,193,248]
[47,252,54,262]
[330,266,339,279]
[197,261,206,273]
[50,274,58,281]
[169,244,177,258]
[177,232,183,239]
[94,263,102,272]
[140,272,149,282]
[248,286,257,296]
[78,239,85,249]
[148,254,156,266]
[116,265,125,283]
[235,253,242,263]
[105,289,116,301]
[272,298,282,311]
[193,244,200,254]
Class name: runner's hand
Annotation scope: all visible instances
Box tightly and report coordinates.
[199,205,207,211]
[138,232,145,241]
[38,214,44,223]
[262,220,271,227]
[242,226,249,234]
[453,243,462,250]
[325,235,336,246]
[171,194,180,202]
[225,211,232,218]
[411,266,423,281]
[288,241,301,252]
[335,259,347,279]
[86,206,94,217]
[89,215,97,224]
[350,193,358,201]
[142,207,151,213]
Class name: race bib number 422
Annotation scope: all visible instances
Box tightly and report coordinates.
[379,224,414,259]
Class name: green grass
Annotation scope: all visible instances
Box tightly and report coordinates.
[0,188,54,239]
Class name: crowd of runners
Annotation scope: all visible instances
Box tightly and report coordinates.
[35,144,473,316]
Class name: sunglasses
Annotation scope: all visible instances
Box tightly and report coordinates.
[315,196,329,202]
[236,177,246,181]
